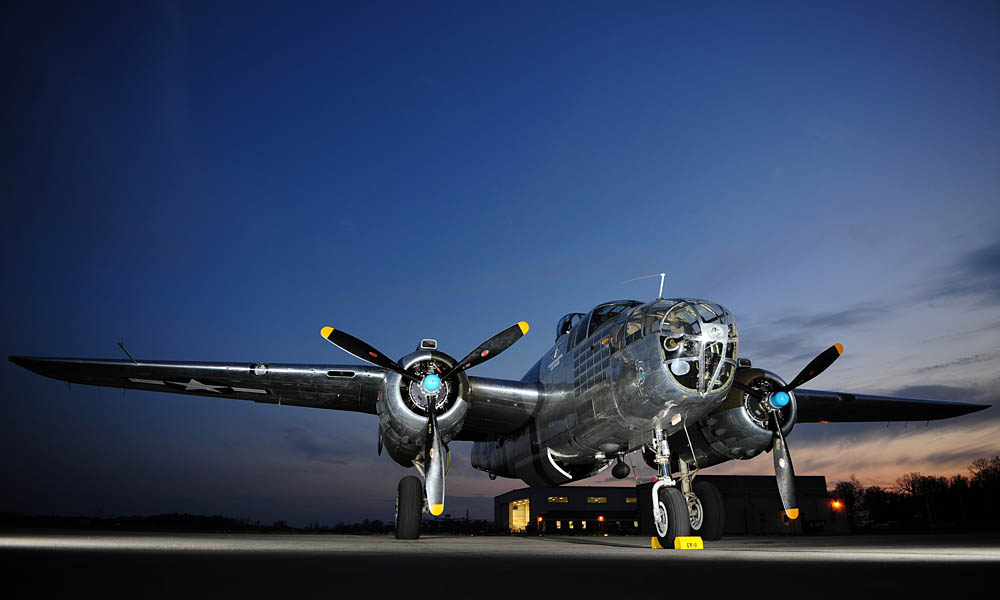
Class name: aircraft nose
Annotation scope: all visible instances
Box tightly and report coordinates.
[660,300,738,395]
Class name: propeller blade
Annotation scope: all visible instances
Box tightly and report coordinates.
[771,413,799,519]
[441,321,529,380]
[320,327,420,384]
[424,400,446,516]
[782,343,843,391]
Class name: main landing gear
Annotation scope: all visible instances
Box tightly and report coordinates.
[394,476,423,540]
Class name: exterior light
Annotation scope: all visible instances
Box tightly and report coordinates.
[597,515,605,522]
[832,500,843,510]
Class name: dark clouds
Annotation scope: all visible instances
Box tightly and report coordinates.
[925,238,1000,304]
[923,352,1000,372]
[278,426,349,465]
[773,303,890,330]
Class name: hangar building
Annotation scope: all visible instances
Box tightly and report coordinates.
[494,475,847,535]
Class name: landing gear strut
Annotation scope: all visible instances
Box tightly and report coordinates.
[648,428,691,547]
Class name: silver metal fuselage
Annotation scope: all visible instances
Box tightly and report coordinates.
[471,298,738,486]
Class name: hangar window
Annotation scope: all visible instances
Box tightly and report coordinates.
[586,496,607,504]
[547,496,568,503]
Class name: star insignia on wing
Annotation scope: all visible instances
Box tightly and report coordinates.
[167,378,226,393]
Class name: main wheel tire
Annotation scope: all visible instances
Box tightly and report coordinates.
[394,475,423,540]
[653,486,691,548]
[690,480,725,540]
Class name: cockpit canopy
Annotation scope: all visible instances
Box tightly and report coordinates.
[557,301,642,343]
[555,312,586,341]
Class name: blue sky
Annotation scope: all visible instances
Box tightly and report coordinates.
[3,1,998,524]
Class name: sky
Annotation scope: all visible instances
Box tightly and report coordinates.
[2,1,999,525]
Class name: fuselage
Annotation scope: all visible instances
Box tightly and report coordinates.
[471,298,739,486]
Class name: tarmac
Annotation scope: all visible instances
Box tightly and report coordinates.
[3,531,996,598]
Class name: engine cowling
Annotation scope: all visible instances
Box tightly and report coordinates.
[376,349,470,467]
[663,367,796,471]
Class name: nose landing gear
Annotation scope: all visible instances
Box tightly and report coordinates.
[647,428,691,548]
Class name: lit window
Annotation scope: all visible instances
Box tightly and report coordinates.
[633,521,639,528]
[556,521,561,529]
[581,521,587,529]
[547,496,569,503]
[569,521,574,529]
[586,497,607,504]
[626,497,637,504]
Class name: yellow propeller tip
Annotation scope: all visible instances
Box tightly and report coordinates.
[429,504,444,516]
[786,508,799,520]
[518,321,529,335]
[834,343,844,355]
[320,326,334,339]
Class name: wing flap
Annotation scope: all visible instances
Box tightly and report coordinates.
[794,388,991,423]
[9,356,384,414]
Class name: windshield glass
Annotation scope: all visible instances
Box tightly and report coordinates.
[652,300,738,394]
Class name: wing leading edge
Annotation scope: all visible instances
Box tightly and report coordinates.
[9,356,385,414]
[794,388,990,423]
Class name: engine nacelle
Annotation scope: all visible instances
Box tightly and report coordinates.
[377,349,470,467]
[664,367,797,471]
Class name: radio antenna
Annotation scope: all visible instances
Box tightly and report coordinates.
[623,272,666,299]
[118,341,139,365]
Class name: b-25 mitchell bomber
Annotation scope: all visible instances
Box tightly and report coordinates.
[10,293,990,546]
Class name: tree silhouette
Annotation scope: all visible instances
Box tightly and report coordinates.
[895,472,947,531]
[833,475,864,530]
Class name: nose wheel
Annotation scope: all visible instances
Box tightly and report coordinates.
[651,483,690,547]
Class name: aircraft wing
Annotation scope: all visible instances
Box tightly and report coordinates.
[794,388,990,423]
[8,356,540,438]
[8,356,386,414]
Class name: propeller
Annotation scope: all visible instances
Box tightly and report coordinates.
[320,327,421,384]
[423,395,446,515]
[735,343,843,520]
[441,322,529,380]
[320,320,531,516]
